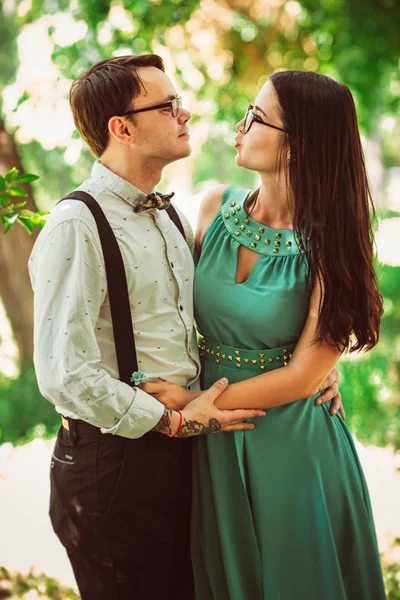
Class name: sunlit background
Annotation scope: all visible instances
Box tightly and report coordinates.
[0,0,399,597]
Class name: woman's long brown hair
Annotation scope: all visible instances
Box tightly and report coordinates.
[270,70,383,353]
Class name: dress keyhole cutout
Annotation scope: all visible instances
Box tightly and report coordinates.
[235,244,261,285]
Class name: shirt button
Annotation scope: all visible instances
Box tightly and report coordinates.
[171,262,174,268]
[180,305,184,311]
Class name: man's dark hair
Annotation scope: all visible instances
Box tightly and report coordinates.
[69,54,165,157]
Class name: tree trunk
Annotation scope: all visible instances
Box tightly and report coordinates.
[0,118,38,365]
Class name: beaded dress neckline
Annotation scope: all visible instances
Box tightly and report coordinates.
[221,191,305,256]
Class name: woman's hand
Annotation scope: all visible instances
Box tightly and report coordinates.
[139,379,197,411]
[315,368,345,419]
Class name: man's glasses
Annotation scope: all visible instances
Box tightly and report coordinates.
[121,96,182,118]
[244,104,287,134]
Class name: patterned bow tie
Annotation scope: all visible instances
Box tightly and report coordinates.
[134,191,175,213]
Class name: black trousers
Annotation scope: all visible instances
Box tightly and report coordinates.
[49,419,194,600]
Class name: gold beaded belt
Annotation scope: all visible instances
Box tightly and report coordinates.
[198,336,296,372]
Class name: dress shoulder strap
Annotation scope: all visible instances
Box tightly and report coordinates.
[221,186,252,213]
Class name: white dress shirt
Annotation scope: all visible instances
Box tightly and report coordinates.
[28,161,201,439]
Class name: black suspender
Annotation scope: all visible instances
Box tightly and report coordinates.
[166,203,186,239]
[59,190,187,386]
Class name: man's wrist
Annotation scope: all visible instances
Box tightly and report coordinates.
[152,408,181,437]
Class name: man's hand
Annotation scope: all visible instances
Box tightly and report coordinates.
[153,378,266,437]
[315,368,345,419]
[140,379,194,410]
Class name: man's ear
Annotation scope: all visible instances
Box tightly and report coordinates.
[108,116,135,145]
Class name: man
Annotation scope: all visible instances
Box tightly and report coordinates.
[29,55,341,599]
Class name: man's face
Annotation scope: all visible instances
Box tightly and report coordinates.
[128,67,191,166]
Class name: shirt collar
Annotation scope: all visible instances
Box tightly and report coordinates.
[91,160,148,211]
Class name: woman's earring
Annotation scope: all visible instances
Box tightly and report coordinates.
[286,153,291,166]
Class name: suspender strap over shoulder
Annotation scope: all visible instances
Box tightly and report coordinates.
[60,191,138,385]
[166,204,186,240]
[58,190,187,386]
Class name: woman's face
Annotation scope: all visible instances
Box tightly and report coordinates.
[235,80,287,174]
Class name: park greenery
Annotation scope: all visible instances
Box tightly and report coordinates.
[0,168,46,233]
[0,0,399,595]
[0,566,79,599]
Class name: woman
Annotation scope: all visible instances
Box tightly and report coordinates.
[145,71,386,599]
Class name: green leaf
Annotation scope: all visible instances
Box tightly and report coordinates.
[7,185,28,197]
[13,90,30,112]
[5,167,19,183]
[0,193,11,207]
[14,201,27,208]
[35,213,49,227]
[0,176,5,192]
[19,209,49,227]
[31,214,48,226]
[19,209,36,217]
[1,212,19,233]
[17,216,35,234]
[15,173,40,183]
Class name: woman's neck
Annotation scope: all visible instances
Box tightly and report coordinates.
[250,174,293,230]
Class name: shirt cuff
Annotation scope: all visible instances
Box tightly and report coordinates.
[100,387,165,439]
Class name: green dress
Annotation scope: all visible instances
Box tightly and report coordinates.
[191,187,386,600]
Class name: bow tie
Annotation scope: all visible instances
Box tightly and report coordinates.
[134,191,175,213]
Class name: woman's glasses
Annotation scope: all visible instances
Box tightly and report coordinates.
[244,104,287,134]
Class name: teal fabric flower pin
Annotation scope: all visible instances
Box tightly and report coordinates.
[131,371,149,386]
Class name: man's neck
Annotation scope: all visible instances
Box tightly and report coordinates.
[100,152,163,195]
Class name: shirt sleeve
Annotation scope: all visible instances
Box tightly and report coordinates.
[29,217,165,438]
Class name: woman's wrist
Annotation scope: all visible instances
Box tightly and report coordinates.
[176,390,202,409]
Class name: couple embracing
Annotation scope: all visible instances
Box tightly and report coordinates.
[29,54,386,599]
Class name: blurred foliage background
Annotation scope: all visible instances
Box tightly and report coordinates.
[0,0,399,596]
[0,0,399,449]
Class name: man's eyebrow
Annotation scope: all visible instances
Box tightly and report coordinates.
[254,104,269,118]
[162,94,179,102]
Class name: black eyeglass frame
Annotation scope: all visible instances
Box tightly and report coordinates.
[120,96,182,118]
[244,104,287,134]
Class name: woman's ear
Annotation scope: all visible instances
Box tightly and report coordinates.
[108,115,134,145]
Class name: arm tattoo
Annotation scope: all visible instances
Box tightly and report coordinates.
[177,418,221,438]
[152,409,173,436]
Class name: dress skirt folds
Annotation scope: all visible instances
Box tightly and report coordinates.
[191,187,386,600]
